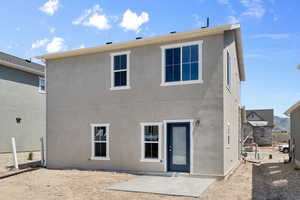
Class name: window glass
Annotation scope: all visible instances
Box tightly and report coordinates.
[142,125,160,160]
[145,143,158,159]
[92,125,109,158]
[114,55,127,70]
[227,51,231,87]
[94,127,106,141]
[165,48,181,82]
[39,77,45,92]
[113,54,128,87]
[165,44,199,83]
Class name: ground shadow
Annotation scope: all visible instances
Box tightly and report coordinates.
[252,162,300,200]
[6,160,41,170]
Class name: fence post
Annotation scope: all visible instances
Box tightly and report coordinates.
[40,137,45,167]
[11,137,19,169]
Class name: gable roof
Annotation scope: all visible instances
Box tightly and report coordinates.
[285,100,300,116]
[246,111,264,121]
[36,24,245,81]
[246,109,274,126]
[0,52,44,76]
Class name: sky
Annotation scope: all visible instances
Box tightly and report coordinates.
[0,0,299,117]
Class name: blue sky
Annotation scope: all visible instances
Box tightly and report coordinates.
[0,0,299,116]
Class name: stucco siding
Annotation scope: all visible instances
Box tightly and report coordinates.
[46,34,225,175]
[0,65,45,153]
[291,106,300,165]
[223,30,241,175]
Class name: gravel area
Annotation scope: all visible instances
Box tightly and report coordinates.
[0,159,299,200]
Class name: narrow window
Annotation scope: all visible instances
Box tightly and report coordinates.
[161,41,203,86]
[141,123,162,162]
[39,77,45,93]
[227,123,231,145]
[91,124,110,160]
[226,51,232,88]
[111,51,130,90]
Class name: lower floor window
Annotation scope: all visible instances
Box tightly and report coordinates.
[91,124,110,159]
[141,123,162,161]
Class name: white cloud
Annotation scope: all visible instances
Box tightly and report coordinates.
[192,14,203,27]
[249,34,290,39]
[228,16,239,24]
[49,27,56,34]
[39,0,59,16]
[240,0,266,18]
[120,9,149,33]
[79,44,85,49]
[72,5,111,30]
[32,38,49,49]
[46,37,65,53]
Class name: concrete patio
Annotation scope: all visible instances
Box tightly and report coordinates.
[109,175,216,197]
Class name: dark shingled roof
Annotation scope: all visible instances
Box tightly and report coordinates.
[246,109,274,126]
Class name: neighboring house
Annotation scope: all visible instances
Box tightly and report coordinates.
[37,24,245,176]
[0,52,45,153]
[242,109,274,146]
[285,101,300,168]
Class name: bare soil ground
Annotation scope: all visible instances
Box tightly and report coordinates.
[0,158,299,200]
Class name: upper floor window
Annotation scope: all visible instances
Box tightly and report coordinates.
[161,41,203,86]
[110,51,131,90]
[39,77,46,93]
[226,51,232,88]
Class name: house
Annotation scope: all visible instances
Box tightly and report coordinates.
[0,52,45,153]
[242,109,274,146]
[37,24,245,176]
[285,101,300,168]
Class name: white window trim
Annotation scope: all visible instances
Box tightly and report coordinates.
[160,41,203,86]
[163,119,194,174]
[90,123,110,160]
[110,51,131,90]
[140,122,162,162]
[39,77,46,93]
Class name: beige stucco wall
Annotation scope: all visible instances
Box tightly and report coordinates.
[290,106,300,167]
[223,30,241,175]
[45,32,242,176]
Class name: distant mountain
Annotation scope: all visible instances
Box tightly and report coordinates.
[273,116,290,132]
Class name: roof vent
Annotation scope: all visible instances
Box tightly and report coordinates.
[170,31,176,34]
[201,17,210,29]
[136,37,142,40]
[106,42,112,45]
[25,59,31,63]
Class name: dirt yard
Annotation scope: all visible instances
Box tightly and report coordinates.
[0,159,299,200]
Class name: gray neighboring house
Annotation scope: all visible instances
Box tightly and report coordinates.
[37,24,245,176]
[242,109,274,146]
[285,101,300,168]
[0,52,46,153]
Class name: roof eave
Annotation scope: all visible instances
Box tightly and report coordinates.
[0,59,44,76]
[285,100,300,116]
[36,24,241,60]
[234,28,246,81]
